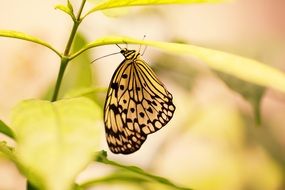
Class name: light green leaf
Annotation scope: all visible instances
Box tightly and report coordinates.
[55,4,76,20]
[0,120,15,139]
[82,151,192,190]
[11,98,102,190]
[85,0,230,17]
[0,30,61,57]
[70,36,285,93]
[63,86,107,99]
[67,0,74,14]
[59,33,94,99]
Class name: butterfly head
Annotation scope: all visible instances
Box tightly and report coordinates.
[120,48,140,60]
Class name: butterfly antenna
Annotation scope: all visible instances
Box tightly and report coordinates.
[91,52,121,64]
[116,44,122,50]
[139,35,146,53]
[142,45,148,56]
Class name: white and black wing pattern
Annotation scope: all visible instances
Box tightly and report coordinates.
[104,48,175,154]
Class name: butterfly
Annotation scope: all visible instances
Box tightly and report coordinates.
[104,45,175,154]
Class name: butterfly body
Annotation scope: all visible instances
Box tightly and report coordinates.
[104,48,175,154]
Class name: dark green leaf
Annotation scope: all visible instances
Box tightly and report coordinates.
[27,181,39,190]
[0,120,14,139]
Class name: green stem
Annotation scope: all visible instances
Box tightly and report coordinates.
[51,0,86,102]
[51,58,68,101]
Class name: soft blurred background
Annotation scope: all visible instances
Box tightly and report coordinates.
[0,0,285,189]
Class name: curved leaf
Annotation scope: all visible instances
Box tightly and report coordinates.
[82,151,192,190]
[70,36,285,93]
[55,4,76,20]
[0,30,61,57]
[85,0,231,17]
[11,98,102,190]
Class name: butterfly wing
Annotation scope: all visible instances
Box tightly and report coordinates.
[104,55,175,154]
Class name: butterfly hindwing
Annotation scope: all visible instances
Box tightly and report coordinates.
[104,49,175,154]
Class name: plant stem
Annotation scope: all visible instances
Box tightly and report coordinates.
[51,58,68,101]
[51,0,86,102]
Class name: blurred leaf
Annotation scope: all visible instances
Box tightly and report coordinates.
[27,181,38,190]
[73,183,84,190]
[63,86,107,99]
[85,0,230,17]
[216,72,265,125]
[71,36,285,93]
[54,4,76,20]
[59,33,94,99]
[84,151,192,190]
[11,98,102,190]
[0,120,15,139]
[153,54,199,90]
[0,30,61,57]
[0,141,16,162]
[101,7,130,17]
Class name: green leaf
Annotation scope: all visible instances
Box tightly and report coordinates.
[55,4,76,20]
[11,98,102,190]
[70,36,285,93]
[85,0,230,17]
[67,0,74,14]
[59,33,95,99]
[0,120,15,139]
[153,54,198,90]
[82,151,192,190]
[63,86,107,99]
[27,181,39,190]
[0,30,61,57]
[216,72,265,125]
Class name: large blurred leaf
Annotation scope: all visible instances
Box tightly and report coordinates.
[85,0,230,17]
[0,30,61,57]
[11,98,102,190]
[71,36,285,93]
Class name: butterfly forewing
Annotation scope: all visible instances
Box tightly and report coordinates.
[104,48,175,154]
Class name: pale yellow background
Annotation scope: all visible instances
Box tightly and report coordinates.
[0,0,285,190]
